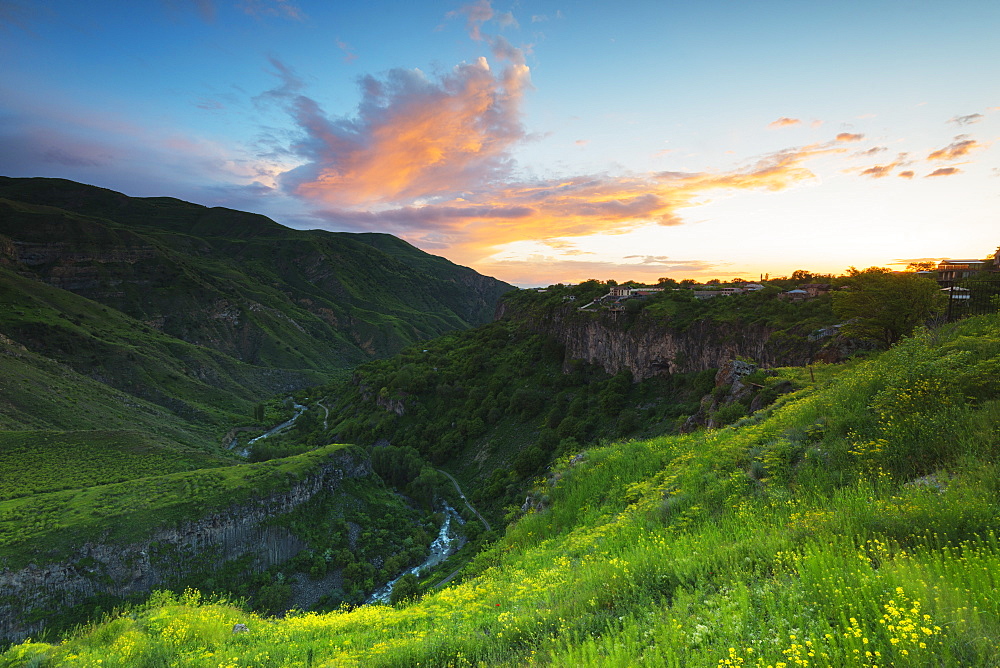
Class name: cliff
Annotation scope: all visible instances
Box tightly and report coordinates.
[496,301,855,380]
[0,449,371,643]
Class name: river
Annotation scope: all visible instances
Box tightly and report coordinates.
[366,504,465,604]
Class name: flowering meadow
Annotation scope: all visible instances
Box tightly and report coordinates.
[6,315,1000,667]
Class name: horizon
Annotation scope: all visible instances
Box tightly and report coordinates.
[2,1,999,287]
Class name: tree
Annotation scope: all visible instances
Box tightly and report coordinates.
[790,269,813,282]
[906,261,938,272]
[389,573,420,605]
[832,267,946,347]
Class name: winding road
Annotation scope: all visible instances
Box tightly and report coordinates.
[431,470,494,590]
[315,398,329,431]
[437,469,491,532]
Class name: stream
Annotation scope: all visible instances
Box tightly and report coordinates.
[224,404,469,604]
[366,504,465,604]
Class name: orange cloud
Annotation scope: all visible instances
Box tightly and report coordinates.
[263,45,530,208]
[926,167,961,177]
[855,146,886,156]
[898,170,915,179]
[836,133,864,142]
[927,137,980,161]
[859,163,899,178]
[263,21,840,269]
[475,255,722,287]
[307,143,835,266]
[769,117,802,129]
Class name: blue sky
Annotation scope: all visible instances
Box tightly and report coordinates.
[2,0,998,286]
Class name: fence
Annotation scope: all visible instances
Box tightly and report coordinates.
[945,278,1000,321]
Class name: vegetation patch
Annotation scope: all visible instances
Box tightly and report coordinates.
[0,444,356,571]
[0,430,231,501]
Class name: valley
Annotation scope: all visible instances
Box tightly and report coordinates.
[2,179,999,666]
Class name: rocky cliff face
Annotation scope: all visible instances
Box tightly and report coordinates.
[497,302,848,380]
[0,450,371,643]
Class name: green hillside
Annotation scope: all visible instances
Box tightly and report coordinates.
[0,444,355,569]
[9,315,1000,666]
[0,177,512,371]
[0,263,321,440]
[270,317,732,520]
[0,431,230,501]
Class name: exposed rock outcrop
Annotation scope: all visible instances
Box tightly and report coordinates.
[679,360,795,432]
[0,450,371,643]
[497,302,860,380]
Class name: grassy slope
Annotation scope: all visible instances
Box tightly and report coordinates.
[0,431,230,501]
[0,444,355,571]
[9,316,1000,666]
[0,177,512,368]
[0,264,322,436]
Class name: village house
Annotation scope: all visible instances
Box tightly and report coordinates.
[935,247,1000,286]
[779,288,810,301]
[936,259,991,285]
[799,283,832,297]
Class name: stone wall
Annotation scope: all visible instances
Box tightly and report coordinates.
[0,450,371,643]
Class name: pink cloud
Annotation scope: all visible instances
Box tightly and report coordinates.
[262,47,530,208]
[336,39,357,63]
[238,0,305,21]
[448,0,495,41]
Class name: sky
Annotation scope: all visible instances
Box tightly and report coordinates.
[1,0,999,287]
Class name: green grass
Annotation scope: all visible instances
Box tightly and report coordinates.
[0,430,231,501]
[8,315,1000,666]
[0,444,356,571]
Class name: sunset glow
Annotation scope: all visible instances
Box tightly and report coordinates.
[2,1,999,286]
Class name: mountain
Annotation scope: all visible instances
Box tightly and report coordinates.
[0,176,512,439]
[0,177,513,643]
[0,177,512,371]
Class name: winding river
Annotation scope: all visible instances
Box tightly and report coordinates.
[366,504,465,604]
